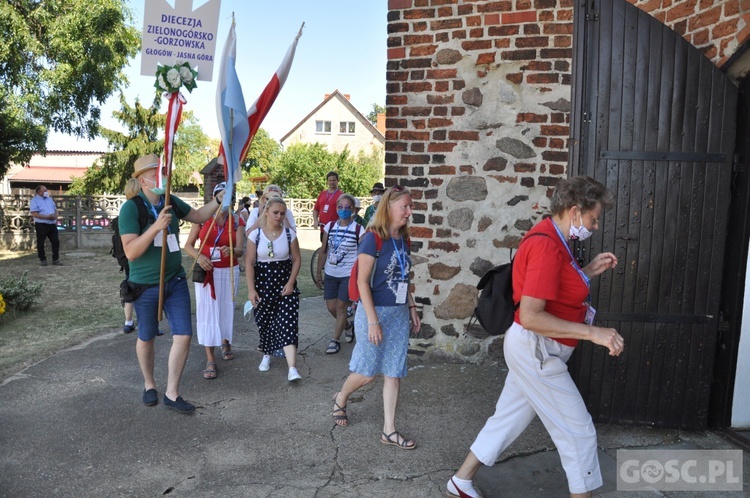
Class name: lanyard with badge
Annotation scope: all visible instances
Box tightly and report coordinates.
[391,237,409,304]
[148,198,180,253]
[322,189,338,214]
[551,221,596,325]
[327,222,349,265]
[208,220,227,262]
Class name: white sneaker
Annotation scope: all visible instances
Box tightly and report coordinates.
[446,476,480,498]
[288,367,302,381]
[259,355,271,372]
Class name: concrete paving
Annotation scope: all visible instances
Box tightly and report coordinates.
[1,296,748,497]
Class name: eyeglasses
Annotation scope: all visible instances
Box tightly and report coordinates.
[267,241,274,259]
[337,206,352,210]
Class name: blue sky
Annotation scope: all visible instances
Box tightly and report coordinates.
[47,0,387,150]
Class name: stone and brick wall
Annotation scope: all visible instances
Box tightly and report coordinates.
[627,0,750,67]
[386,0,749,362]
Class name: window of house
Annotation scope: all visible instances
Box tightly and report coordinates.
[315,120,331,134]
[339,121,355,134]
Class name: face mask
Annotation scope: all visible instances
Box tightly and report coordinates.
[569,214,593,241]
[337,209,352,220]
[42,192,49,198]
[143,177,165,195]
[372,195,382,203]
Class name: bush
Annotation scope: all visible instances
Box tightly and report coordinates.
[0,271,43,313]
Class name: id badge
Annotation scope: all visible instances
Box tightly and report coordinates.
[154,231,163,247]
[323,205,329,213]
[327,250,339,266]
[584,303,596,325]
[167,233,180,253]
[396,282,408,304]
[209,246,221,262]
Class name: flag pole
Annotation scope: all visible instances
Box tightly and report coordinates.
[228,106,235,301]
[187,200,223,279]
[157,151,173,321]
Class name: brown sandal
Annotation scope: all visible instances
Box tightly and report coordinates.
[221,344,235,361]
[203,361,218,380]
[380,431,416,450]
[332,392,348,427]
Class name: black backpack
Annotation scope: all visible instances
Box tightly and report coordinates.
[469,232,549,336]
[111,196,151,272]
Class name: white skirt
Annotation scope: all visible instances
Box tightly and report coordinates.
[195,265,239,347]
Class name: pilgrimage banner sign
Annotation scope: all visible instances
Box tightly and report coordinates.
[141,0,222,81]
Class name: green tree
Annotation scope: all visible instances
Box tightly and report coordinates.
[0,0,139,178]
[366,103,386,124]
[69,94,211,194]
[268,143,382,198]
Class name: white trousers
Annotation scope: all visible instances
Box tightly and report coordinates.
[195,266,239,347]
[470,322,602,494]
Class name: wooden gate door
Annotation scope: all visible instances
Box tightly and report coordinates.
[568,0,737,429]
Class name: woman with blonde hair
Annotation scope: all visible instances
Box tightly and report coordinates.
[332,186,421,450]
[121,177,141,333]
[246,184,296,233]
[246,196,303,381]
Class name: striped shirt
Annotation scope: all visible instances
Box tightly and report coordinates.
[323,220,362,278]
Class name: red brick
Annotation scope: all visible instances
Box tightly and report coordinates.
[404,34,434,44]
[385,130,399,140]
[411,45,438,56]
[539,10,555,21]
[437,6,453,17]
[724,0,740,15]
[431,0,458,5]
[525,60,552,70]
[428,241,460,252]
[388,22,410,34]
[410,226,434,238]
[514,163,536,173]
[477,52,496,64]
[404,8,436,19]
[433,106,448,116]
[665,0,698,22]
[502,10,537,24]
[386,165,409,175]
[414,21,429,31]
[450,107,466,116]
[688,5,721,31]
[402,81,433,92]
[711,19,738,40]
[462,40,491,51]
[448,130,480,140]
[488,25,520,36]
[410,69,425,80]
[554,35,572,48]
[485,13,500,24]
[426,69,458,79]
[401,154,431,164]
[517,113,549,123]
[427,118,454,127]
[458,4,474,15]
[435,81,450,91]
[469,27,485,38]
[541,125,569,135]
[557,9,573,21]
[467,15,482,26]
[543,23,573,34]
[539,48,572,58]
[549,138,565,148]
[389,0,413,9]
[386,107,400,117]
[388,47,406,59]
[523,23,541,34]
[516,36,550,48]
[431,19,464,30]
[426,94,455,105]
[501,49,537,60]
[477,1,513,13]
[402,107,432,116]
[387,71,408,81]
[412,119,426,129]
[401,131,431,141]
[550,112,566,123]
[427,142,457,152]
[535,0,556,7]
[495,38,511,48]
[459,165,474,174]
[506,72,523,84]
[429,165,456,174]
[517,0,532,9]
[533,137,548,147]
[386,95,408,105]
[410,142,425,152]
[542,150,569,162]
[452,30,467,39]
[389,142,408,152]
[387,118,407,128]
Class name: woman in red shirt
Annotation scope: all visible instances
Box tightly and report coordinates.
[447,176,625,498]
[185,183,245,379]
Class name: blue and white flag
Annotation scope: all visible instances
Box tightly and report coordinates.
[215,19,250,211]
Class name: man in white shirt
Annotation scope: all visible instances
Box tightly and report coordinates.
[29,185,61,266]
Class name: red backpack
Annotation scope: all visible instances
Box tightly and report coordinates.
[348,231,410,302]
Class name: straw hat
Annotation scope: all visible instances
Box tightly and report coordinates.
[132,154,160,178]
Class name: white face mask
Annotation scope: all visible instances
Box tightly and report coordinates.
[569,212,593,241]
[143,177,165,195]
[42,192,49,198]
[372,194,383,203]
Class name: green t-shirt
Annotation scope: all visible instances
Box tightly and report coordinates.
[363,204,377,226]
[118,192,192,285]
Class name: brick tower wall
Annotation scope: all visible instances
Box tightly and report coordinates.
[386,0,749,362]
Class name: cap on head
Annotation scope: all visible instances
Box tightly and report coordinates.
[354,198,361,209]
[370,182,385,194]
[213,182,227,197]
[132,154,160,179]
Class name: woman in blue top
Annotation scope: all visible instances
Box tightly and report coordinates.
[332,186,421,450]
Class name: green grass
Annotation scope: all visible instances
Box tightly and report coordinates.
[0,246,322,380]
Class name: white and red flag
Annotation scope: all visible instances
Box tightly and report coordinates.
[216,19,250,210]
[158,91,187,190]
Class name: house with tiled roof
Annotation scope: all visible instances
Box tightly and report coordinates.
[2,150,103,195]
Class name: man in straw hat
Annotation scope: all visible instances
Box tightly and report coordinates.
[118,153,226,414]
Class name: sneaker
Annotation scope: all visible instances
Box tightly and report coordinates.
[346,306,353,317]
[446,476,480,498]
[288,367,302,381]
[259,355,271,372]
[123,323,136,334]
[40,260,48,266]
[142,388,158,406]
[163,395,195,414]
[52,260,63,266]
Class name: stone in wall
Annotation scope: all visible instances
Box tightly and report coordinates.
[446,176,487,202]
[458,341,481,357]
[477,216,493,232]
[414,323,436,340]
[441,324,459,338]
[436,48,461,65]
[483,156,508,172]
[462,87,483,107]
[541,97,570,112]
[470,257,494,278]
[433,283,476,320]
[496,137,537,159]
[447,207,473,231]
[465,321,488,340]
[428,262,461,280]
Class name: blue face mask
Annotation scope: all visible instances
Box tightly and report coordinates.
[338,209,352,220]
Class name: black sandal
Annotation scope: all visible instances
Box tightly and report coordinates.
[380,431,416,450]
[332,392,348,426]
[221,343,235,361]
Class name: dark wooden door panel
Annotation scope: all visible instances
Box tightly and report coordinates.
[569,0,737,429]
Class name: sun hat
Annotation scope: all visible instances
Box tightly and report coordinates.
[132,154,160,178]
[370,182,385,194]
[213,182,227,196]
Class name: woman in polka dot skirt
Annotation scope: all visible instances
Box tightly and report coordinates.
[245,196,303,382]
